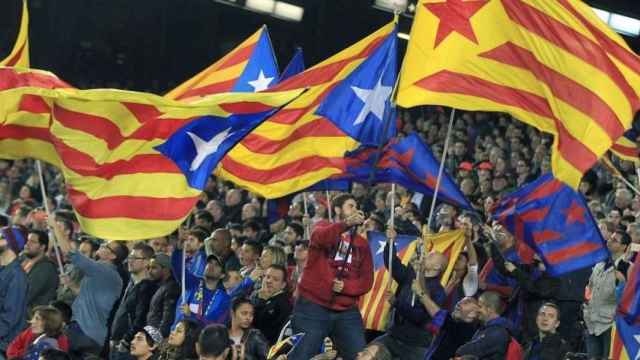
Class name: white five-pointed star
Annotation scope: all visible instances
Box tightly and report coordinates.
[376,240,387,256]
[248,70,274,92]
[634,334,640,360]
[187,128,233,171]
[350,77,393,126]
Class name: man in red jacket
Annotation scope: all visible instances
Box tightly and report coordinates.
[288,194,373,360]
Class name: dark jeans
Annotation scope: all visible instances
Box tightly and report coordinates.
[289,297,366,360]
[373,333,428,360]
[585,327,611,359]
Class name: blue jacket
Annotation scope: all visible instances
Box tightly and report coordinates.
[455,316,512,360]
[173,267,230,327]
[0,258,28,351]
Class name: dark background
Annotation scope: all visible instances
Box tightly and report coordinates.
[0,0,637,94]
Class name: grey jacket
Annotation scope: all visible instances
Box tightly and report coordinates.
[583,260,618,335]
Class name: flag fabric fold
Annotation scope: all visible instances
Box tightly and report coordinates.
[216,21,396,199]
[337,133,474,211]
[397,0,640,188]
[0,0,29,68]
[492,173,609,276]
[611,129,639,164]
[165,26,280,101]
[611,252,640,359]
[279,47,305,83]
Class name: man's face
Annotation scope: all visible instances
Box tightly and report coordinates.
[239,244,257,266]
[24,233,44,258]
[204,260,223,281]
[294,243,308,264]
[127,249,149,274]
[454,298,480,323]
[225,190,241,207]
[210,231,228,256]
[536,305,560,334]
[339,199,358,219]
[96,241,118,262]
[262,267,286,294]
[149,237,168,255]
[607,232,626,253]
[78,241,94,258]
[477,297,492,323]
[184,235,202,254]
[223,270,242,290]
[608,210,622,225]
[242,204,257,221]
[148,262,164,281]
[283,226,300,244]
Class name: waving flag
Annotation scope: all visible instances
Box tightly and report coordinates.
[0,0,29,68]
[611,129,639,164]
[165,26,279,101]
[279,48,305,82]
[338,133,474,211]
[360,231,418,331]
[397,0,640,188]
[216,22,396,198]
[612,253,640,360]
[424,230,467,287]
[0,68,302,240]
[0,67,71,168]
[316,26,397,146]
[493,173,609,276]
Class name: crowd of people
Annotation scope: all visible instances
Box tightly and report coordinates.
[0,106,637,360]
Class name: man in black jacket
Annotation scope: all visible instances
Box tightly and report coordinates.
[455,291,512,360]
[146,254,179,338]
[109,243,159,359]
[524,303,570,360]
[250,264,292,345]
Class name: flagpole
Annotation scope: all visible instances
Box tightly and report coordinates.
[182,213,193,305]
[35,161,65,275]
[387,183,396,291]
[326,190,333,223]
[302,192,311,240]
[636,165,640,190]
[412,108,456,306]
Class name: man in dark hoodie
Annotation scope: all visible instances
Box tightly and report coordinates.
[455,291,513,360]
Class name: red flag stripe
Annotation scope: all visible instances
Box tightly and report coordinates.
[0,68,71,90]
[523,180,563,202]
[4,43,25,67]
[67,187,198,220]
[416,70,597,171]
[219,101,279,114]
[217,43,257,70]
[362,270,387,324]
[220,155,343,184]
[241,119,347,154]
[557,0,640,76]
[545,242,602,264]
[612,143,639,157]
[502,0,639,108]
[19,94,51,114]
[480,42,625,139]
[174,78,237,101]
[53,104,189,149]
[52,138,180,178]
[0,124,50,141]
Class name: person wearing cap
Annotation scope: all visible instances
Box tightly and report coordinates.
[129,326,162,360]
[0,225,29,357]
[174,254,231,327]
[147,254,180,338]
[458,161,473,180]
[476,161,493,183]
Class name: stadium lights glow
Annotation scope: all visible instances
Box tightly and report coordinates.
[374,1,640,37]
[214,0,304,22]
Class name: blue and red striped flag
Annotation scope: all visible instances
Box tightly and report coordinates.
[492,173,609,276]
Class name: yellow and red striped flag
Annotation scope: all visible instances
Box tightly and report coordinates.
[165,26,279,102]
[611,131,640,164]
[397,0,640,189]
[0,0,29,68]
[610,322,631,360]
[216,21,396,199]
[0,67,301,240]
[359,229,465,331]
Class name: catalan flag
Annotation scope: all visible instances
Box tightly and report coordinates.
[611,129,639,164]
[359,229,465,331]
[397,0,640,188]
[279,47,305,82]
[0,67,71,167]
[610,253,640,360]
[610,320,634,360]
[216,21,396,198]
[0,70,301,240]
[0,0,29,68]
[165,26,279,102]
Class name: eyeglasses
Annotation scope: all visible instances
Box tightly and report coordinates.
[100,243,116,255]
[128,256,147,261]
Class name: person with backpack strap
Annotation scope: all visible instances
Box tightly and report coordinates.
[455,291,522,360]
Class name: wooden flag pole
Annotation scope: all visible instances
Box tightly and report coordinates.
[302,192,311,240]
[387,183,396,291]
[36,161,65,275]
[326,190,333,223]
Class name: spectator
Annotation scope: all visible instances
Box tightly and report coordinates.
[373,228,447,360]
[288,240,308,298]
[146,254,180,338]
[239,241,262,278]
[196,324,233,360]
[455,291,512,360]
[175,254,230,326]
[110,243,159,358]
[227,298,268,360]
[0,226,29,356]
[7,305,69,360]
[22,229,59,313]
[289,194,372,360]
[147,237,169,256]
[38,348,72,360]
[523,303,570,360]
[206,229,240,272]
[250,265,291,345]
[129,326,162,360]
[205,200,226,230]
[194,211,214,233]
[242,221,262,243]
[172,227,208,280]
[157,319,201,360]
[50,218,125,356]
[225,189,244,225]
